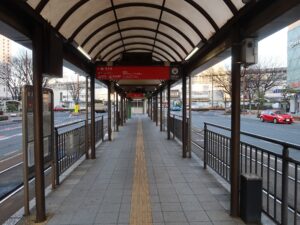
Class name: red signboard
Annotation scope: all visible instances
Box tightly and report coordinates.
[127,93,145,99]
[96,66,170,80]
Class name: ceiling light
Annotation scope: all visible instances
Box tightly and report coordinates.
[77,46,91,60]
[185,47,199,61]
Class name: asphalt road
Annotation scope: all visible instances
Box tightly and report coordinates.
[0,111,107,160]
[189,110,300,159]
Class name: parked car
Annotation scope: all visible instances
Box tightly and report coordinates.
[171,105,181,111]
[260,110,294,124]
[54,105,66,111]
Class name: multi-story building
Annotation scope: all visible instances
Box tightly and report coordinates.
[0,34,12,100]
[287,20,300,114]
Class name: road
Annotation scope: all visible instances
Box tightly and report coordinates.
[189,110,300,159]
[0,111,107,160]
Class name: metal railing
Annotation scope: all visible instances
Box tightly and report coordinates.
[202,122,300,225]
[169,114,189,143]
[54,116,105,184]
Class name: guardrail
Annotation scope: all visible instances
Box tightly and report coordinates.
[54,116,105,185]
[169,114,189,143]
[202,122,300,225]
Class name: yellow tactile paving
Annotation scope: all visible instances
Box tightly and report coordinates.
[130,119,153,225]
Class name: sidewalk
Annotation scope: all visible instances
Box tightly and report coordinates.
[21,115,245,225]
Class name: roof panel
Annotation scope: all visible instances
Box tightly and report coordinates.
[89,32,121,58]
[161,11,201,45]
[156,33,186,58]
[153,47,173,61]
[75,11,116,45]
[125,44,153,50]
[119,20,157,30]
[96,40,123,60]
[122,30,156,38]
[59,0,112,39]
[192,0,233,28]
[231,0,245,10]
[154,41,181,61]
[116,6,161,20]
[158,23,194,51]
[165,0,214,40]
[27,0,41,9]
[41,0,80,27]
[113,0,163,6]
[123,38,154,45]
[85,25,119,53]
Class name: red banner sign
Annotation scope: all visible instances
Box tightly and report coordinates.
[127,93,145,99]
[96,66,170,80]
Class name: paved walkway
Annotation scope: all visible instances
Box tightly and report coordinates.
[42,115,245,225]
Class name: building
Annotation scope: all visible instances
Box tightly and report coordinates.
[48,80,107,109]
[287,20,300,114]
[0,34,12,100]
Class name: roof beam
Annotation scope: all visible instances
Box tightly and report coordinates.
[85,27,188,56]
[95,35,183,61]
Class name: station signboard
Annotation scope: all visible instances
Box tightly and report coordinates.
[96,66,170,80]
[127,93,145,99]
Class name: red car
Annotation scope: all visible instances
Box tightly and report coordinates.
[260,110,294,124]
[53,105,66,111]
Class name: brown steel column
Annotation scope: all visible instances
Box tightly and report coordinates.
[123,98,126,122]
[113,92,116,132]
[167,83,171,140]
[120,97,124,126]
[116,94,119,132]
[160,91,163,131]
[108,84,112,141]
[182,76,187,158]
[150,97,153,120]
[32,25,46,222]
[85,76,89,159]
[156,95,158,126]
[230,29,242,217]
[188,74,192,158]
[90,75,96,159]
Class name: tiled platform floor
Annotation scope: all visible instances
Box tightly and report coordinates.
[41,115,245,225]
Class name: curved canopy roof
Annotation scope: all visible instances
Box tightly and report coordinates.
[26,0,245,63]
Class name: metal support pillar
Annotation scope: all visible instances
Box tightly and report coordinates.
[160,91,163,131]
[230,29,242,217]
[114,92,116,131]
[167,83,171,140]
[90,75,96,159]
[120,97,124,126]
[188,74,192,158]
[150,97,153,120]
[32,25,46,222]
[85,76,89,159]
[124,98,127,124]
[182,76,187,158]
[116,94,119,132]
[156,95,158,126]
[108,84,112,141]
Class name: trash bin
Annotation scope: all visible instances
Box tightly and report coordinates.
[240,173,262,224]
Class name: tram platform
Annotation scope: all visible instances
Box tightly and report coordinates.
[24,115,245,225]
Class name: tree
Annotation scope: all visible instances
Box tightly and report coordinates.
[65,76,83,103]
[244,60,286,114]
[0,50,50,100]
[280,85,298,112]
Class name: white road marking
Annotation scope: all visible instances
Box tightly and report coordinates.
[0,133,22,141]
[0,152,22,163]
[0,126,21,132]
